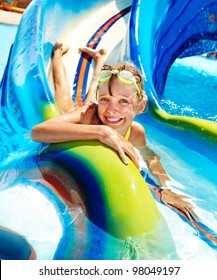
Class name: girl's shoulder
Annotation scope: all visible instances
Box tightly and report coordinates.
[129,121,146,146]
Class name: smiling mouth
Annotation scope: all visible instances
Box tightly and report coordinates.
[105,117,123,124]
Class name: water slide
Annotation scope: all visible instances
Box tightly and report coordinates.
[130,0,217,162]
[0,0,217,260]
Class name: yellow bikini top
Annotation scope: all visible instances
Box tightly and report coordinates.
[124,126,131,140]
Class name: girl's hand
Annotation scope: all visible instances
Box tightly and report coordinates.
[160,189,200,222]
[99,126,140,169]
[80,104,101,125]
[80,106,139,168]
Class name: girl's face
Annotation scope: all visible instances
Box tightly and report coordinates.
[97,77,143,136]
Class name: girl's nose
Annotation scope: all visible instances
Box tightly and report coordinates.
[107,99,118,112]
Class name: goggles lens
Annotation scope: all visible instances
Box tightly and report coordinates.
[97,69,142,99]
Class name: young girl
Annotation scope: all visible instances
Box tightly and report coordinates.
[31,43,198,221]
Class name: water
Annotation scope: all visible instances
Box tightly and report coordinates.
[162,55,217,122]
[0,23,217,260]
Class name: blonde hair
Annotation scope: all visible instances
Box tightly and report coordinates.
[101,62,147,102]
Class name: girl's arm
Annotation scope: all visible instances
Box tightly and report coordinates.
[136,146,170,187]
[129,122,170,187]
[31,106,140,168]
[31,106,99,143]
[131,125,198,221]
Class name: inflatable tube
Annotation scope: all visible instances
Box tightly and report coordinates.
[39,141,179,259]
[38,141,161,239]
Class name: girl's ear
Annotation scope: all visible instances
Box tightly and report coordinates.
[137,97,147,114]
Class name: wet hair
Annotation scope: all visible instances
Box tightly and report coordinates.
[99,62,147,102]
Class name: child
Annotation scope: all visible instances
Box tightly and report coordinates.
[31,43,198,221]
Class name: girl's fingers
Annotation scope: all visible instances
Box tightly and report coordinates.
[117,144,140,169]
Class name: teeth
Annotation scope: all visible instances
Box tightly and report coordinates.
[107,118,120,122]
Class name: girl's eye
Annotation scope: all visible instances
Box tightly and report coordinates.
[99,97,110,102]
[119,99,129,104]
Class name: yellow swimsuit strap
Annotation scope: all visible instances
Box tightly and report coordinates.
[124,126,131,140]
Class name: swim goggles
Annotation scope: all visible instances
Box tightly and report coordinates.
[97,68,142,100]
